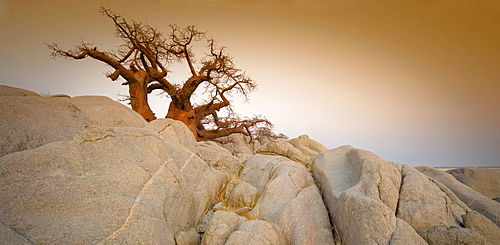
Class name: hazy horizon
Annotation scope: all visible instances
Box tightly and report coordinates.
[1,0,499,167]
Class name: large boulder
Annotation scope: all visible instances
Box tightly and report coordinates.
[0,126,226,244]
[417,166,500,227]
[224,178,259,210]
[0,90,148,158]
[0,95,90,157]
[62,96,148,128]
[447,167,500,199]
[241,154,335,244]
[216,133,259,158]
[312,145,426,244]
[146,118,197,152]
[255,135,327,168]
[312,145,493,245]
[225,220,287,245]
[201,211,247,245]
[462,211,500,244]
[0,85,41,97]
[196,141,242,179]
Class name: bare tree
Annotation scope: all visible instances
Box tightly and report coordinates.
[48,7,272,140]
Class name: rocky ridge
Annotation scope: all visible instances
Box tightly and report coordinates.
[1,85,499,244]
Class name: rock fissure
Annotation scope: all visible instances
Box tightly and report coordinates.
[394,169,406,217]
[2,86,499,244]
[98,158,174,244]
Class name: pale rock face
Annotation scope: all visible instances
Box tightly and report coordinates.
[0,126,225,244]
[63,96,148,128]
[255,139,306,165]
[216,133,259,156]
[311,145,491,245]
[174,227,200,245]
[0,222,32,245]
[255,134,328,168]
[312,146,423,245]
[288,134,329,166]
[397,164,469,230]
[196,141,242,179]
[241,154,335,244]
[0,95,90,157]
[147,118,197,152]
[417,166,500,227]
[225,220,288,245]
[225,178,259,209]
[447,166,500,199]
[0,85,41,97]
[418,226,486,245]
[0,93,148,158]
[462,211,500,244]
[201,211,247,245]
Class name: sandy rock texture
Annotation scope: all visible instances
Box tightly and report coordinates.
[242,154,335,244]
[312,145,497,245]
[0,126,225,244]
[0,86,147,157]
[2,85,498,245]
[255,134,328,168]
[447,166,500,199]
[418,166,500,228]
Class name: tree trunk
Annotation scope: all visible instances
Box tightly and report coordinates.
[166,99,198,140]
[129,70,156,122]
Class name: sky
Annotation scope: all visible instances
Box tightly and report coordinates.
[1,0,499,167]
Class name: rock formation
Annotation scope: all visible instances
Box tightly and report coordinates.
[313,145,498,245]
[447,166,500,200]
[1,85,499,244]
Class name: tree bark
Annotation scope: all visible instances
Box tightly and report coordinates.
[129,70,156,121]
[197,125,249,141]
[166,99,198,140]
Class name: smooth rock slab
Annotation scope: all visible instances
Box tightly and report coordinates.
[242,154,335,244]
[226,220,287,245]
[312,145,426,245]
[418,166,500,227]
[0,126,225,244]
[447,167,500,199]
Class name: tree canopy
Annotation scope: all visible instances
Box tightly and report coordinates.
[48,7,281,141]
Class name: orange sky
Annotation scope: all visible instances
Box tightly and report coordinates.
[1,0,499,166]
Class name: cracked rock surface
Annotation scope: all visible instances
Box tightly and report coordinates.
[313,145,497,245]
[2,86,499,244]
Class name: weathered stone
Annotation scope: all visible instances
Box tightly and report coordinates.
[418,226,486,245]
[255,139,307,165]
[0,222,32,245]
[463,211,500,244]
[418,166,500,227]
[447,167,500,199]
[0,126,225,244]
[0,96,90,157]
[225,179,259,209]
[174,227,201,245]
[255,135,328,168]
[397,164,468,230]
[312,146,425,245]
[201,211,246,245]
[242,154,335,244]
[196,141,242,179]
[147,118,197,152]
[216,133,259,156]
[226,220,287,245]
[0,85,41,97]
[64,95,148,128]
[288,134,328,167]
[196,210,215,233]
[389,219,428,245]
